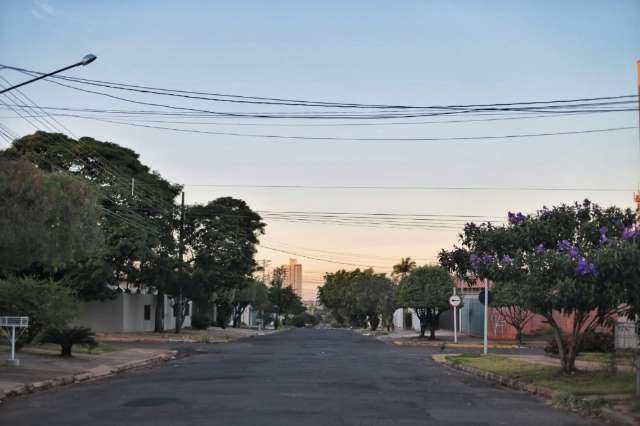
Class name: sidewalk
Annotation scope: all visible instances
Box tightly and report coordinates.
[0,346,175,403]
[96,326,277,344]
[365,328,547,349]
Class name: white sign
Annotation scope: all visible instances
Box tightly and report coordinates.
[449,295,462,307]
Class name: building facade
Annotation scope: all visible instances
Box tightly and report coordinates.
[281,258,303,297]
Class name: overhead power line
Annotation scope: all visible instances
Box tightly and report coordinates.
[40,113,638,142]
[1,63,636,111]
[259,244,390,269]
[182,183,632,192]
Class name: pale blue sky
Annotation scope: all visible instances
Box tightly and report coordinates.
[1,1,639,298]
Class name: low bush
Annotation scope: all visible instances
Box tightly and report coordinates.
[40,326,97,357]
[545,331,614,355]
[190,314,211,330]
[289,312,319,328]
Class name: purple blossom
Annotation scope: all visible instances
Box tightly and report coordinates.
[501,255,513,264]
[508,212,527,226]
[598,226,609,246]
[535,243,545,254]
[622,226,637,241]
[482,255,494,264]
[469,254,480,266]
[557,240,573,252]
[576,257,597,277]
[568,246,579,259]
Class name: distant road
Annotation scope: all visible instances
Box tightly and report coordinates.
[0,328,595,425]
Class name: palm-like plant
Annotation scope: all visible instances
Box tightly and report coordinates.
[393,257,417,280]
[41,326,97,357]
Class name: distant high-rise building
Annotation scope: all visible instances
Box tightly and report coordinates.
[281,258,303,296]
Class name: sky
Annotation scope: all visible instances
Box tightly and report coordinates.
[1,0,639,300]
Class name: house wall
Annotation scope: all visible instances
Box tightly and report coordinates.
[75,294,192,332]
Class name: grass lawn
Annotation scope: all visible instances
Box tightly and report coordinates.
[449,353,635,396]
[545,351,635,367]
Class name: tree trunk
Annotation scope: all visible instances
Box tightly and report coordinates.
[154,291,164,333]
[419,322,427,338]
[429,325,436,341]
[548,318,575,374]
[515,328,523,346]
[369,315,379,331]
[274,313,280,330]
[60,344,72,357]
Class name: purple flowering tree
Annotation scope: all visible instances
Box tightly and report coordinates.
[440,200,636,373]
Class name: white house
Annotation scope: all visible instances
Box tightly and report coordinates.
[74,293,192,333]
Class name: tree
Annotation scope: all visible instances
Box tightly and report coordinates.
[0,158,103,280]
[439,200,635,373]
[184,197,265,331]
[491,280,534,345]
[393,257,416,280]
[266,268,305,328]
[2,132,181,306]
[318,268,392,329]
[0,276,79,345]
[396,266,452,339]
[352,275,394,331]
[40,326,97,357]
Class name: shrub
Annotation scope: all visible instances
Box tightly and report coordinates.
[0,277,79,345]
[545,331,614,355]
[40,326,97,357]
[190,314,211,330]
[289,312,319,328]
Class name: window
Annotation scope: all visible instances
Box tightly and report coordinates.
[144,304,151,321]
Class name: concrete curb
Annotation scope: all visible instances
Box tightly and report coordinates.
[395,340,520,349]
[0,350,176,404]
[432,354,638,426]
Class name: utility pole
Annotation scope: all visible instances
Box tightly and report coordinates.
[483,278,489,355]
[635,59,640,397]
[131,177,135,197]
[175,191,185,334]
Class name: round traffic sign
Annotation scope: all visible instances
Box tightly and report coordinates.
[449,295,462,307]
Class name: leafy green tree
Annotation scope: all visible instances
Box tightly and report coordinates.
[184,197,265,329]
[318,268,391,329]
[0,159,103,280]
[2,132,181,304]
[352,275,394,331]
[440,200,635,373]
[396,265,452,339]
[0,276,79,345]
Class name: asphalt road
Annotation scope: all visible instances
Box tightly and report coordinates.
[0,328,597,426]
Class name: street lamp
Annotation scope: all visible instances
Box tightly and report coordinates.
[0,53,97,94]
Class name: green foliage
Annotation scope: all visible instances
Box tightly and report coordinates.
[40,326,97,357]
[439,200,636,373]
[289,312,319,327]
[0,158,103,278]
[318,268,393,330]
[0,276,79,344]
[396,265,452,339]
[190,314,211,330]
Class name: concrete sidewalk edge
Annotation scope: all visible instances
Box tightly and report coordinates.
[0,350,177,404]
[431,354,637,426]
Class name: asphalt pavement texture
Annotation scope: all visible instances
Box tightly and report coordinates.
[0,328,597,425]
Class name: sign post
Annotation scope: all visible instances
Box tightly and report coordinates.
[1,316,29,366]
[449,293,462,344]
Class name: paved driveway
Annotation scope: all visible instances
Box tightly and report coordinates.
[0,328,596,425]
